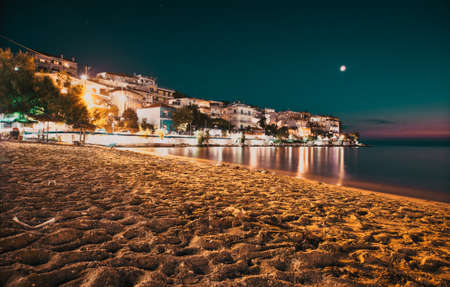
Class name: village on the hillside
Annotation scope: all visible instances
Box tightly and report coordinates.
[1,49,360,146]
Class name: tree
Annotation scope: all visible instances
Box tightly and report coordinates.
[55,71,72,89]
[32,75,65,122]
[91,105,118,132]
[258,116,266,129]
[0,49,37,115]
[172,105,196,134]
[172,105,231,134]
[140,118,154,132]
[278,126,289,139]
[0,49,94,142]
[121,108,139,131]
[264,124,289,139]
[197,130,210,145]
[31,75,69,141]
[209,117,232,131]
[61,84,94,143]
[264,124,278,136]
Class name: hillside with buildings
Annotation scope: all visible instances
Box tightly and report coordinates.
[2,48,359,146]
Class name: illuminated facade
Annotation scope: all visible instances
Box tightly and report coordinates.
[110,88,143,115]
[33,53,78,76]
[95,72,174,106]
[222,103,261,130]
[136,104,175,132]
[309,115,340,134]
[35,72,112,110]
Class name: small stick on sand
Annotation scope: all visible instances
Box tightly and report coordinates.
[13,216,56,229]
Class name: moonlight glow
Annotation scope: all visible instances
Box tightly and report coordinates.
[340,65,346,72]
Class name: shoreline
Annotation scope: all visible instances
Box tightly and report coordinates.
[118,146,450,204]
[1,141,449,286]
[19,132,364,148]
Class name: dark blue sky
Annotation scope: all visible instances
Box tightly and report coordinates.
[1,0,449,138]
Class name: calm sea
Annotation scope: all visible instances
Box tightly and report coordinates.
[123,139,450,202]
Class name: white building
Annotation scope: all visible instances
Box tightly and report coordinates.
[110,88,143,115]
[222,103,261,130]
[136,104,175,132]
[95,72,174,106]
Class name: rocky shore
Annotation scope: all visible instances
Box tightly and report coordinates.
[0,141,448,286]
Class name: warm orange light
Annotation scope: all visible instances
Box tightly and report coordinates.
[83,92,95,109]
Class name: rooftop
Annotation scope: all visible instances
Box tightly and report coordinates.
[33,51,77,63]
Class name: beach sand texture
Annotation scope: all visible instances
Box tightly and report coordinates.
[0,142,448,286]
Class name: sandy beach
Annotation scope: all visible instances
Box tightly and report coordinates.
[0,141,448,286]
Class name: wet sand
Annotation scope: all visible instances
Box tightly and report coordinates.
[119,147,450,204]
[0,142,449,286]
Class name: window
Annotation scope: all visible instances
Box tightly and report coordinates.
[241,110,243,114]
[248,111,251,115]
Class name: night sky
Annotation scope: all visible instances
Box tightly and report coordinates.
[1,0,449,139]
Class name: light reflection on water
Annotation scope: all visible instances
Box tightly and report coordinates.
[122,146,450,202]
[129,146,348,184]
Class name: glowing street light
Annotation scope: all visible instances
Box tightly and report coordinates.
[14,66,19,71]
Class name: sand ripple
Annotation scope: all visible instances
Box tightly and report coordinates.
[0,142,449,286]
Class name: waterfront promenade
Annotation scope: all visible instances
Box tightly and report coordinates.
[0,142,448,286]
